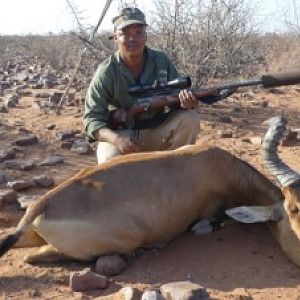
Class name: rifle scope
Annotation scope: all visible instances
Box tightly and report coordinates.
[129,76,192,95]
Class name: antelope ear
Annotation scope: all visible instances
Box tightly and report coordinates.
[225,205,282,223]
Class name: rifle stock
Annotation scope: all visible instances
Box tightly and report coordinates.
[109,71,300,130]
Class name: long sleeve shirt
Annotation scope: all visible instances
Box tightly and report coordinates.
[84,47,179,138]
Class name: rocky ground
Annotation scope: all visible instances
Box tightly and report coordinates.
[1,59,300,299]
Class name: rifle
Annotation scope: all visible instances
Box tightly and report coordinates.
[109,71,300,130]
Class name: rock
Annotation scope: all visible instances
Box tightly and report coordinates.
[31,83,43,89]
[33,176,54,188]
[55,130,75,141]
[65,100,76,106]
[69,268,108,292]
[60,140,74,149]
[240,118,249,125]
[40,155,64,166]
[0,171,7,184]
[0,189,17,205]
[4,89,19,97]
[241,137,261,146]
[18,127,33,134]
[0,149,16,162]
[231,107,241,113]
[41,74,57,88]
[0,105,8,113]
[18,90,33,97]
[242,92,255,100]
[260,100,269,107]
[40,141,51,147]
[49,92,63,104]
[217,116,232,123]
[160,281,209,300]
[0,81,11,92]
[217,130,233,138]
[32,101,42,110]
[7,180,35,191]
[190,219,213,235]
[4,94,19,108]
[43,79,55,89]
[268,87,285,95]
[10,145,22,152]
[15,134,38,146]
[27,288,41,298]
[45,124,56,130]
[70,140,92,154]
[10,72,28,82]
[141,290,164,300]
[18,195,38,209]
[95,255,126,276]
[241,137,251,143]
[4,160,34,171]
[119,287,142,300]
[252,100,268,107]
[58,84,67,90]
[36,92,52,98]
[281,129,298,146]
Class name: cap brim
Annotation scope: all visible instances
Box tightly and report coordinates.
[115,20,147,30]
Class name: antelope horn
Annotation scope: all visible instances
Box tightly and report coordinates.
[261,116,300,187]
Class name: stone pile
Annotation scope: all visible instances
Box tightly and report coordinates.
[0,129,93,213]
[0,51,86,112]
[70,262,209,299]
[68,254,210,299]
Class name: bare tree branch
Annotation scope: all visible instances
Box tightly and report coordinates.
[65,0,86,34]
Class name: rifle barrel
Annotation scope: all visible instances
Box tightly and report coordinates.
[213,71,300,91]
[215,79,262,91]
[261,71,300,88]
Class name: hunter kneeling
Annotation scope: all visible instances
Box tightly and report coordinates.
[84,7,199,164]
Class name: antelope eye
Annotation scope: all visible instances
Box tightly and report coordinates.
[289,206,299,215]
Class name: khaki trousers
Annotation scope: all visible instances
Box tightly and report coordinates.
[97,110,200,164]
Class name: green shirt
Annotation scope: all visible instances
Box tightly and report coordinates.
[84,47,179,138]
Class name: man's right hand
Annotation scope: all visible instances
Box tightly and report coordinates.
[115,135,140,154]
[94,128,141,155]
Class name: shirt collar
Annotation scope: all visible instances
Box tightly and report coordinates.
[115,46,154,64]
[114,47,156,84]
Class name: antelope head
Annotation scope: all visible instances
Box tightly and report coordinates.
[226,116,300,238]
[261,116,300,238]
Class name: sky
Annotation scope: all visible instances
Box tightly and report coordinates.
[0,0,121,35]
[0,0,291,35]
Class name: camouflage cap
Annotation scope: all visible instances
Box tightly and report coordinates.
[112,7,147,30]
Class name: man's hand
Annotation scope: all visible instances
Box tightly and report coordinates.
[94,128,141,155]
[178,89,198,109]
[114,135,140,154]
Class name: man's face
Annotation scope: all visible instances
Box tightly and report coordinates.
[114,24,147,57]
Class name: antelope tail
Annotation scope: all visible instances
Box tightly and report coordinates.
[0,229,22,257]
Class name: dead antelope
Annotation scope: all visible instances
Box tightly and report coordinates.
[0,116,300,266]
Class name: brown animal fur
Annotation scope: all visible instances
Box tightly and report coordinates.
[1,144,300,265]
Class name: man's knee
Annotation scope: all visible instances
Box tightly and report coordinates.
[162,109,200,148]
[97,142,121,164]
[176,109,200,128]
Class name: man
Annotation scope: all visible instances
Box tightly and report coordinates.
[85,7,200,163]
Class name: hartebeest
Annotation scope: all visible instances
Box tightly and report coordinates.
[0,116,300,266]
